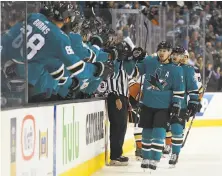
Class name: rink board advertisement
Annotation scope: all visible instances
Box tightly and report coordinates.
[1,93,222,176]
[196,93,222,119]
[55,100,106,176]
[1,107,54,176]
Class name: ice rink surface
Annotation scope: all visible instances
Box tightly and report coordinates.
[94,127,222,176]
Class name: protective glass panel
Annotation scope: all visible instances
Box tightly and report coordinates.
[110,9,141,48]
[1,2,28,108]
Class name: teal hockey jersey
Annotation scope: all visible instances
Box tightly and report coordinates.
[126,56,185,108]
[181,64,199,109]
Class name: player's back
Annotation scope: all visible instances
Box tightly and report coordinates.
[26,13,68,64]
[6,13,69,67]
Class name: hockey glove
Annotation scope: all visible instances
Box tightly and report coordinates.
[3,60,18,79]
[115,41,132,61]
[66,77,80,99]
[132,47,146,61]
[187,100,199,117]
[170,103,181,118]
[93,61,114,79]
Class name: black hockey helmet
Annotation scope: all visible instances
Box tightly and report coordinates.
[172,45,185,54]
[156,41,172,52]
[39,4,54,18]
[52,2,75,22]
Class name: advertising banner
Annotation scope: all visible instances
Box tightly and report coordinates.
[55,100,106,175]
[196,93,222,119]
[1,106,54,176]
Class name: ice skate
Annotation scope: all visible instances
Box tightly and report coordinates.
[169,153,179,168]
[135,149,142,161]
[141,159,149,172]
[149,160,158,170]
[109,156,129,166]
[163,144,171,155]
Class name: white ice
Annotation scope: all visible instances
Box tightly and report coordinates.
[94,127,222,176]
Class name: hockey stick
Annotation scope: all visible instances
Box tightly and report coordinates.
[133,21,149,127]
[182,78,209,148]
[181,64,212,148]
[144,21,148,50]
[182,113,194,148]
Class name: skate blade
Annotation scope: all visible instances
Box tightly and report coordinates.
[169,164,176,169]
[109,161,129,166]
[142,168,152,174]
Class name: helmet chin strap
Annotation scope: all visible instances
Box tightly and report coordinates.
[159,54,170,63]
[158,49,172,63]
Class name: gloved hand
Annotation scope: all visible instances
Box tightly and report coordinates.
[115,41,132,61]
[170,103,181,118]
[3,60,18,78]
[65,77,80,99]
[93,61,114,79]
[187,100,199,116]
[132,47,146,61]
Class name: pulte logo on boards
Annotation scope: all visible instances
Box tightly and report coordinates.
[86,111,104,145]
[62,106,79,165]
[21,115,36,161]
[39,129,48,159]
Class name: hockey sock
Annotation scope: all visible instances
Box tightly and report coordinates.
[166,131,172,146]
[171,123,183,154]
[151,128,166,161]
[141,128,152,160]
[134,127,142,150]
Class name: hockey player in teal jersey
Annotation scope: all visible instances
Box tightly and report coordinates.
[2,2,114,101]
[167,46,199,166]
[127,41,185,170]
[58,16,116,98]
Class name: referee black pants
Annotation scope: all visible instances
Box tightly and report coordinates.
[107,93,128,160]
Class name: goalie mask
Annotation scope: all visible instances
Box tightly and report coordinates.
[171,46,185,65]
[156,41,172,63]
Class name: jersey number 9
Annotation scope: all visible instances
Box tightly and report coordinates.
[12,25,45,60]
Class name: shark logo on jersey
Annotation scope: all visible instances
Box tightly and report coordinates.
[146,67,168,91]
[146,73,168,91]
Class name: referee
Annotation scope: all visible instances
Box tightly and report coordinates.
[107,41,132,166]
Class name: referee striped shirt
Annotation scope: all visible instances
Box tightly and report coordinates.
[107,61,129,97]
